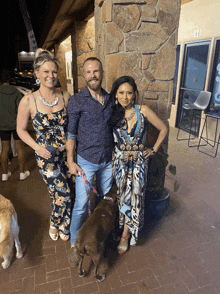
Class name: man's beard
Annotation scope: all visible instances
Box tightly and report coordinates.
[86,78,102,91]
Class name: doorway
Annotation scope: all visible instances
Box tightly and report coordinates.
[65,51,74,95]
[176,41,210,136]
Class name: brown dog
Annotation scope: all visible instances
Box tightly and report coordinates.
[0,194,23,269]
[75,185,118,282]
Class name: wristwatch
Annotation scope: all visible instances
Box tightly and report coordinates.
[151,147,156,155]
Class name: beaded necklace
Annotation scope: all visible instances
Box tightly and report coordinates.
[39,90,59,107]
[125,106,135,121]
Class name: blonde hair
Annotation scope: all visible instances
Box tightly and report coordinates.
[33,48,59,71]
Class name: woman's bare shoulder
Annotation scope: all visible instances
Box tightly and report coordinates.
[136,104,150,113]
[21,93,31,102]
[59,89,71,104]
[62,90,71,98]
[20,92,35,107]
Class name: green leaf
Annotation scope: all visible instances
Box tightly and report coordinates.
[174,181,180,192]
[169,165,176,176]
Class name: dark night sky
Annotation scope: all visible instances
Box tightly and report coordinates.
[2,0,51,70]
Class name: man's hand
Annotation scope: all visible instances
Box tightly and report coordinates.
[67,161,84,176]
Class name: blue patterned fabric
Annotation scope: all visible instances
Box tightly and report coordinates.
[112,105,148,246]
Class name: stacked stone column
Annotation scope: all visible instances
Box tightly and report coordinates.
[95,0,181,133]
[95,0,181,192]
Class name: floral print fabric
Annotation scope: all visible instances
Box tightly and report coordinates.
[32,97,74,235]
[112,105,148,246]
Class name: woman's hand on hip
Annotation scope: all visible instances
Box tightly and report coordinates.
[143,148,155,159]
[35,145,51,160]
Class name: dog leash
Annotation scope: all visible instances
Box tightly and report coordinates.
[103,196,114,202]
[78,171,98,216]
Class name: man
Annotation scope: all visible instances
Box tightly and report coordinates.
[66,57,114,266]
[0,78,30,181]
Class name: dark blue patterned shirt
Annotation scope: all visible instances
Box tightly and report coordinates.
[67,86,114,164]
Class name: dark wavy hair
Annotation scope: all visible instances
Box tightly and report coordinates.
[110,76,139,128]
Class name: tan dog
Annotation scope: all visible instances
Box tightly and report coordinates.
[75,185,118,282]
[0,194,23,269]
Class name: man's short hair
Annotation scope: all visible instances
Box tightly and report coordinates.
[83,57,103,70]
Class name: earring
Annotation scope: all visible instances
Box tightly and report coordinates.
[36,78,40,85]
[115,99,118,105]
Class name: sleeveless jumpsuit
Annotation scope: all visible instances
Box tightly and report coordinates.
[112,105,148,246]
[32,93,74,235]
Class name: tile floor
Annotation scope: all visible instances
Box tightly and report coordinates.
[1,127,220,294]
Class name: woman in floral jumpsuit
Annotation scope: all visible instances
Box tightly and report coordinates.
[17,48,74,241]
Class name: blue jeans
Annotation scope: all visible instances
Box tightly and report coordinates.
[70,155,113,245]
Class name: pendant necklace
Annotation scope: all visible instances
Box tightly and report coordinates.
[39,90,59,107]
[99,97,104,105]
[125,106,135,121]
[96,95,104,105]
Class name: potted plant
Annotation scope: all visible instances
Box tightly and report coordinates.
[146,145,180,222]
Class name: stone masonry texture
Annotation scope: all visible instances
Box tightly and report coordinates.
[95,0,181,126]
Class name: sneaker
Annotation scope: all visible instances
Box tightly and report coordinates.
[2,172,11,181]
[68,246,79,267]
[20,170,30,180]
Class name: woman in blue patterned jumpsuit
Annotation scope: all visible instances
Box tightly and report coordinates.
[110,76,168,253]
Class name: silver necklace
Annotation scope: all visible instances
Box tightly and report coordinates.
[99,98,104,105]
[39,90,59,107]
[125,106,135,121]
[96,95,104,105]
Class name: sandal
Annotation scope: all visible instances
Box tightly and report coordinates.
[59,231,69,241]
[117,235,130,255]
[49,226,59,241]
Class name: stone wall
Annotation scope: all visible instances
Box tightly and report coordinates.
[76,17,95,91]
[95,0,181,193]
[54,18,95,93]
[95,0,181,139]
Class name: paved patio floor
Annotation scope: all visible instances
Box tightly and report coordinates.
[1,126,220,294]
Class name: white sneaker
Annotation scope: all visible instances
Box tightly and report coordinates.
[20,170,30,180]
[2,172,12,181]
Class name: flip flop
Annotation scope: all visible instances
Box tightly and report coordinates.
[59,231,69,241]
[49,226,59,241]
[117,235,130,255]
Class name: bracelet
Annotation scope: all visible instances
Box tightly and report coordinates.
[151,147,156,155]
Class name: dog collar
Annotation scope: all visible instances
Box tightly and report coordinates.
[103,196,114,202]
